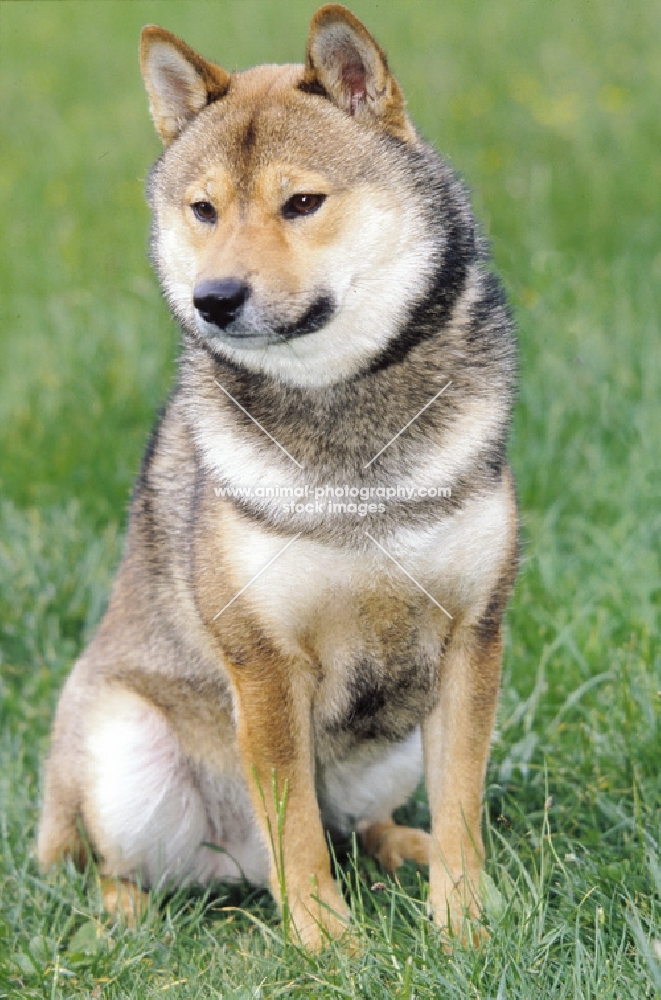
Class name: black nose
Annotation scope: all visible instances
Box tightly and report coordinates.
[193,279,250,330]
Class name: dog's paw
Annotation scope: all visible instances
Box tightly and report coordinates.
[429,868,488,950]
[287,876,352,952]
[361,821,431,871]
[101,877,149,928]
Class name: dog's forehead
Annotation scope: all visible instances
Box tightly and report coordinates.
[220,64,324,163]
[171,62,382,187]
[227,62,304,101]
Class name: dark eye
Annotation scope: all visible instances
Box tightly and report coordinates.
[282,193,326,219]
[191,201,217,224]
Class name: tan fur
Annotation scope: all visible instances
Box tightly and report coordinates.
[38,5,519,953]
[140,25,230,144]
[361,821,431,871]
[101,878,148,927]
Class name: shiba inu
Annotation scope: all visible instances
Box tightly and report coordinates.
[38,4,518,950]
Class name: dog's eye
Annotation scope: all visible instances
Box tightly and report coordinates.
[191,201,217,224]
[282,194,326,219]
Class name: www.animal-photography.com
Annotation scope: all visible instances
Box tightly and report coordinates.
[1,1,658,997]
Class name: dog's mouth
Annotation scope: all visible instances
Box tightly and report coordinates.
[272,295,336,341]
[193,281,336,348]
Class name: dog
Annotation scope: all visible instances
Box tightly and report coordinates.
[38,4,518,951]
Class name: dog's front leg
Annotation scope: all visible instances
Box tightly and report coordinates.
[423,620,502,943]
[226,658,349,950]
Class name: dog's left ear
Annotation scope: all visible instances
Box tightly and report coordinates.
[140,26,230,145]
[302,4,416,142]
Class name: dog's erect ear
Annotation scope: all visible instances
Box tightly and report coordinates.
[140,26,230,145]
[302,4,415,142]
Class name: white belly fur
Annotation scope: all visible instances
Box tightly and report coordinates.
[317,728,424,835]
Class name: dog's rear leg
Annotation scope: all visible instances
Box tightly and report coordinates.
[41,686,239,916]
[38,741,89,872]
[38,747,149,925]
[361,819,430,872]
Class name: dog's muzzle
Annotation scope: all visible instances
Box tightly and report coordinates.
[193,278,336,345]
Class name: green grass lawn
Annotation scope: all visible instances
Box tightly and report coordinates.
[1,1,659,996]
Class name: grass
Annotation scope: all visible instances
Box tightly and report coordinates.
[0,0,659,996]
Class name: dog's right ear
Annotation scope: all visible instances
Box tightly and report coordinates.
[140,26,230,146]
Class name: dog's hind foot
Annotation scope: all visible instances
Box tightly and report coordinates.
[101,877,149,927]
[360,820,430,872]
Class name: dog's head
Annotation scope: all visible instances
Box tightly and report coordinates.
[140,5,439,386]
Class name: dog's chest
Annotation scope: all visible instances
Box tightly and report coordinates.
[310,599,445,756]
[230,529,454,753]
[199,480,510,750]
